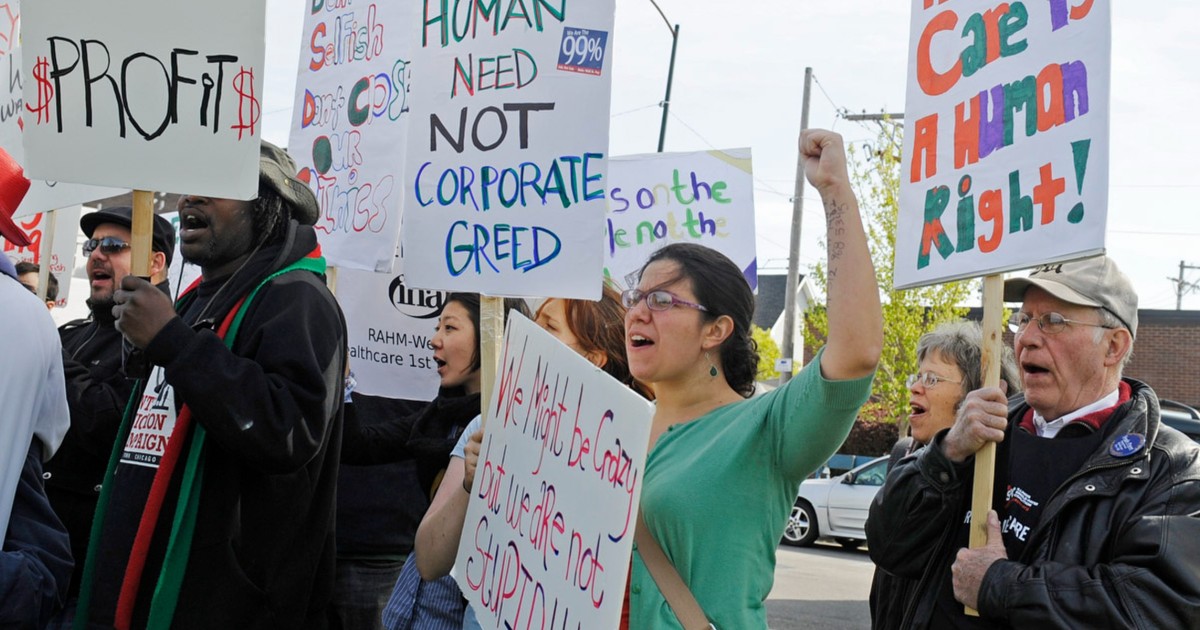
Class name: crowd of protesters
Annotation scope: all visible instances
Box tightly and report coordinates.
[2,127,1198,630]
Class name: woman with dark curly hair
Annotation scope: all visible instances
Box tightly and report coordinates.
[626,129,882,628]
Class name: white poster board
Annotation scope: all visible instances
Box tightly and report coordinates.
[1,205,80,307]
[606,148,757,290]
[457,314,652,629]
[288,1,416,272]
[895,0,1110,289]
[402,4,615,299]
[20,0,266,199]
[0,1,125,217]
[336,263,445,401]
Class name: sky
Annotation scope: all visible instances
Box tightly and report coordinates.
[254,1,1200,310]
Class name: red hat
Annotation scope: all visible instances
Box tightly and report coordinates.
[0,147,32,248]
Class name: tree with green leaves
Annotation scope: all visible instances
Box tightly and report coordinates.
[804,120,974,438]
[752,325,782,383]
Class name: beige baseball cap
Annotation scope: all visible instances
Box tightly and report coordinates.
[1004,255,1138,338]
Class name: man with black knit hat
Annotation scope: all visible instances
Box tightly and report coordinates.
[45,206,175,624]
[76,141,346,629]
[868,255,1200,628]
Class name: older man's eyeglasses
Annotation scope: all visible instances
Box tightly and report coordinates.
[621,288,708,313]
[82,236,131,257]
[1008,312,1114,335]
[906,372,961,389]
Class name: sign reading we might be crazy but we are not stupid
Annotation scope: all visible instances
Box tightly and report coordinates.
[401,1,615,299]
[20,0,266,198]
[895,0,1111,289]
[457,314,653,630]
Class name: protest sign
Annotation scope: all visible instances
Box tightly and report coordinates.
[336,263,445,401]
[289,1,415,272]
[457,314,652,629]
[402,2,615,299]
[606,148,756,290]
[1,205,80,307]
[20,0,265,199]
[0,1,125,216]
[895,0,1110,289]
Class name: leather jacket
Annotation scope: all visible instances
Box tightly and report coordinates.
[867,379,1200,628]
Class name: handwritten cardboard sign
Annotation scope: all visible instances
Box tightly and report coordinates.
[288,1,414,272]
[336,263,445,401]
[895,0,1110,289]
[606,148,756,290]
[20,0,266,199]
[0,1,125,217]
[401,2,615,299]
[457,314,652,629]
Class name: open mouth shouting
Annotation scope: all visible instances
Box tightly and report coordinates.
[178,208,210,242]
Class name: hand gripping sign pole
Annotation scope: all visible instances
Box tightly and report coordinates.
[966,274,1004,616]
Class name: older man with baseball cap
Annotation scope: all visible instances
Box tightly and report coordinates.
[868,255,1200,628]
[75,141,346,629]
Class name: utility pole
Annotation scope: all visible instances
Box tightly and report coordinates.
[1171,261,1200,310]
[779,67,812,384]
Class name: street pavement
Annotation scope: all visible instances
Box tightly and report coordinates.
[766,541,875,629]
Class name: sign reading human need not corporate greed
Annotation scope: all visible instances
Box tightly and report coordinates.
[402,2,615,299]
[894,0,1110,290]
[457,314,652,629]
[289,0,415,273]
[20,0,266,199]
[606,148,757,291]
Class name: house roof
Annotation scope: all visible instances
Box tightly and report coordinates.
[753,272,806,329]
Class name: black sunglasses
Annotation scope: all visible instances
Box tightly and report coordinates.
[82,236,131,257]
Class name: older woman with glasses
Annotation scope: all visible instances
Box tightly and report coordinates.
[625,129,882,629]
[868,320,1020,630]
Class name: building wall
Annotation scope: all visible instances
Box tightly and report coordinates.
[1124,311,1200,409]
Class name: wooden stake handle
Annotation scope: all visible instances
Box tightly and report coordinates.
[131,190,155,277]
[479,296,505,427]
[965,273,1005,616]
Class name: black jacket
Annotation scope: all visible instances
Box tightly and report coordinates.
[867,379,1200,628]
[47,281,168,597]
[85,224,347,629]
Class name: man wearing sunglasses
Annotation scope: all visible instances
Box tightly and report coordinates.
[44,206,175,623]
[868,255,1200,628]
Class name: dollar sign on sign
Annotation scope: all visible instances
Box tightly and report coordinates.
[232,66,260,140]
[27,56,55,126]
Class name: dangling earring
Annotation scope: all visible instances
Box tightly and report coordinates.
[706,351,718,377]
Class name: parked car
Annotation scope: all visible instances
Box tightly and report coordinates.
[1160,399,1200,442]
[783,455,888,549]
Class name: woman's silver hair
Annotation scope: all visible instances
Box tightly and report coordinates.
[916,320,1022,396]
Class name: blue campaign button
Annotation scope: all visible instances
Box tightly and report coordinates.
[1109,433,1146,458]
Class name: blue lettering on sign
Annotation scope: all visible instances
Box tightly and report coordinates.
[446,220,561,276]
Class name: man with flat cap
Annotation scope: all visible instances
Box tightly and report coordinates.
[45,206,175,624]
[867,255,1200,628]
[75,142,347,629]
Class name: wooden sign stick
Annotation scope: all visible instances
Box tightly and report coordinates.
[965,273,1005,616]
[36,209,56,302]
[479,296,505,428]
[130,190,156,277]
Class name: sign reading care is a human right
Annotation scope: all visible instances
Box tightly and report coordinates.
[20,0,265,199]
[457,314,652,629]
[402,2,615,299]
[894,0,1110,289]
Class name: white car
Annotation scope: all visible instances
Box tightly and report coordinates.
[782,456,889,549]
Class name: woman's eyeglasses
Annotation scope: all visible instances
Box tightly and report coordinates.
[82,236,132,257]
[621,288,708,313]
[906,372,961,389]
